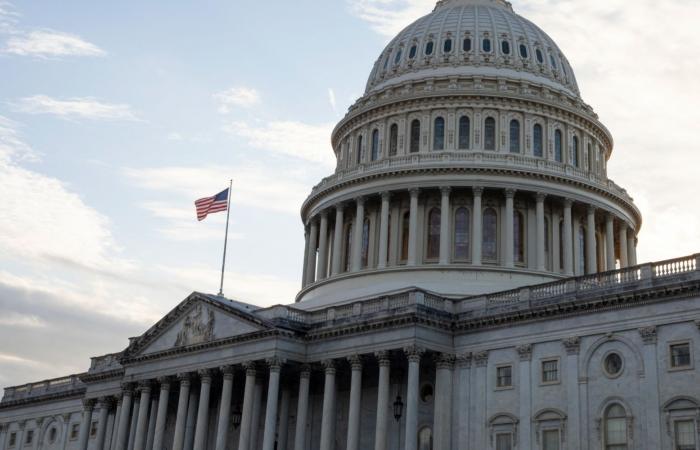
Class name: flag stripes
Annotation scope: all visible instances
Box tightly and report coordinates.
[195,188,229,221]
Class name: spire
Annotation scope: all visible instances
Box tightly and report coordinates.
[433,0,513,12]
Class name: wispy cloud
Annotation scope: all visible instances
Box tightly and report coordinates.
[214,86,260,113]
[12,95,139,121]
[139,202,244,242]
[0,312,46,328]
[328,88,337,112]
[4,29,105,58]
[347,0,433,38]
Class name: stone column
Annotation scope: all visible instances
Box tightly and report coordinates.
[301,228,310,288]
[407,189,420,266]
[172,375,191,450]
[317,212,329,280]
[78,399,96,450]
[351,197,366,272]
[133,383,152,450]
[627,232,637,266]
[433,354,454,450]
[146,397,158,450]
[238,363,257,450]
[619,225,629,268]
[516,346,532,450]
[305,221,318,285]
[319,360,337,450]
[262,358,283,450]
[562,337,581,450]
[455,355,471,450]
[504,189,515,268]
[404,346,424,450]
[95,398,112,450]
[472,187,483,265]
[378,192,391,269]
[128,397,141,450]
[346,355,363,450]
[471,352,489,448]
[536,193,546,271]
[15,422,25,450]
[183,387,198,450]
[638,327,661,448]
[277,388,291,450]
[586,206,597,274]
[214,367,234,450]
[331,206,345,276]
[150,378,170,450]
[250,378,264,450]
[439,187,451,265]
[115,385,134,450]
[192,370,212,450]
[293,366,311,450]
[563,199,574,275]
[374,351,391,450]
[0,424,7,450]
[605,215,615,271]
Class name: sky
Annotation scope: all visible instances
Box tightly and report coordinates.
[0,0,699,389]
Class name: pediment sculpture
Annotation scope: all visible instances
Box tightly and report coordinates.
[174,303,216,347]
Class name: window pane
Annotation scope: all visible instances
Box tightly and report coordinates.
[497,366,512,387]
[501,40,510,55]
[572,136,579,167]
[671,344,691,367]
[496,433,512,450]
[536,49,544,63]
[344,224,353,271]
[427,208,441,259]
[425,41,434,56]
[411,120,421,153]
[389,124,398,156]
[554,130,563,162]
[483,208,498,261]
[454,208,470,260]
[514,211,524,263]
[357,135,363,164]
[542,360,558,382]
[533,124,543,157]
[509,119,520,153]
[543,430,560,450]
[484,117,496,150]
[401,213,410,261]
[519,44,528,58]
[361,219,370,267]
[483,38,491,53]
[605,417,627,445]
[443,39,452,53]
[394,49,402,65]
[434,117,445,150]
[675,420,696,449]
[371,129,379,161]
[463,38,472,52]
[458,116,470,149]
[409,45,417,59]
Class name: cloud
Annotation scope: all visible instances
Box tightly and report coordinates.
[12,95,139,121]
[347,0,433,38]
[0,312,46,328]
[214,87,260,113]
[328,88,337,112]
[139,202,244,241]
[3,29,105,58]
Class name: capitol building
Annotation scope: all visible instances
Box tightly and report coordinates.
[1,0,699,449]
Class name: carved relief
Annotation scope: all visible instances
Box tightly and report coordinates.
[174,303,215,347]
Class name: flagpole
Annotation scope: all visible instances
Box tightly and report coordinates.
[218,179,233,296]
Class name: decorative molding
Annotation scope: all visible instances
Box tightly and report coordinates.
[375,351,392,367]
[321,359,336,374]
[82,398,96,411]
[456,353,473,368]
[219,365,235,378]
[298,364,312,378]
[347,354,363,370]
[638,326,657,345]
[403,345,425,363]
[516,344,533,361]
[136,380,152,393]
[435,353,456,369]
[266,357,285,372]
[472,186,484,197]
[197,369,213,383]
[242,361,257,377]
[474,351,489,367]
[562,336,581,355]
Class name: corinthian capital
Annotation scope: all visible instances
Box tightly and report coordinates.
[403,345,425,363]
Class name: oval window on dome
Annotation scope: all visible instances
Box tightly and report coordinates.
[409,45,417,59]
[443,39,452,53]
[501,40,511,55]
[536,48,544,64]
[394,49,402,65]
[425,41,434,56]
[463,38,472,52]
[383,53,391,70]
[550,54,557,69]
[519,44,528,58]
[482,38,492,53]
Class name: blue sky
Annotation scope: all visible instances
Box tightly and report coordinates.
[1,0,699,389]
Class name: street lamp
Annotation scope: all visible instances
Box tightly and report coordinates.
[394,395,404,450]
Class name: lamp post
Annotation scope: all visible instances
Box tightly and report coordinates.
[393,395,404,450]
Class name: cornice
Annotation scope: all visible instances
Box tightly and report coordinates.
[0,388,86,411]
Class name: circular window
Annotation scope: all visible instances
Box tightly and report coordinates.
[420,383,434,403]
[603,352,624,378]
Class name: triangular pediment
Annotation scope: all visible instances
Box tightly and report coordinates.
[125,292,270,357]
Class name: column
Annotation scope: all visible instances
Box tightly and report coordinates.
[377,193,391,269]
[110,400,122,450]
[563,199,574,275]
[277,388,291,450]
[536,193,546,271]
[238,363,257,450]
[404,346,424,450]
[192,370,212,450]
[133,383,152,450]
[115,386,134,450]
[301,228,309,288]
[214,367,234,450]
[374,351,391,450]
[472,187,483,265]
[331,206,345,275]
[262,358,283,450]
[150,378,170,450]
[586,206,597,274]
[0,424,7,450]
[516,346,532,450]
[504,189,515,268]
[351,197,366,272]
[455,355,471,450]
[439,187,451,265]
[407,189,419,266]
[172,375,191,450]
[346,355,363,450]
[638,327,661,448]
[619,225,629,268]
[433,354,454,450]
[319,360,337,450]
[627,232,637,266]
[562,338,581,450]
[305,221,318,285]
[605,215,615,270]
[95,398,111,450]
[61,414,71,450]
[471,352,489,449]
[146,397,158,450]
[293,366,311,450]
[78,399,95,450]
[15,422,25,450]
[316,212,329,280]
[183,386,198,450]
[250,379,264,450]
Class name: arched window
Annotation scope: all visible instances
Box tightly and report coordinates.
[371,129,379,161]
[519,44,528,58]
[418,427,433,450]
[401,212,410,261]
[443,39,452,53]
[463,38,472,52]
[383,53,391,70]
[410,119,421,153]
[554,130,563,162]
[514,211,525,264]
[458,116,470,150]
[409,45,417,59]
[483,208,498,261]
[483,38,492,53]
[536,48,544,64]
[509,119,520,153]
[394,48,402,65]
[389,124,398,156]
[454,207,470,260]
[501,40,511,55]
[533,124,544,157]
[549,53,558,69]
[427,208,441,260]
[343,224,353,271]
[433,117,445,150]
[361,219,370,268]
[425,41,434,56]
[484,117,496,151]
[572,135,579,167]
[604,404,628,450]
[356,135,363,164]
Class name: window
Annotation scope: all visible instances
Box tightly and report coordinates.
[501,40,511,55]
[418,427,433,450]
[9,432,16,447]
[443,39,452,53]
[410,119,421,153]
[550,54,558,69]
[389,124,398,156]
[544,217,551,268]
[572,135,579,167]
[483,38,492,53]
[427,208,441,260]
[484,117,496,150]
[483,208,498,261]
[554,130,563,162]
[496,365,513,388]
[394,48,402,65]
[519,44,528,58]
[25,430,33,445]
[463,38,472,52]
[425,41,434,56]
[360,219,370,268]
[383,53,391,70]
[675,420,696,450]
[671,343,692,369]
[433,117,445,150]
[542,359,559,383]
[343,224,353,271]
[420,383,434,403]
[371,129,379,161]
[604,353,624,378]
[356,135,363,164]
[578,225,586,274]
[409,45,417,59]
[458,116,471,150]
[509,119,520,153]
[542,430,560,450]
[514,211,525,264]
[496,433,513,450]
[48,428,57,444]
[604,404,628,450]
[90,421,98,438]
[454,207,470,260]
[533,124,544,157]
[558,220,565,270]
[536,48,544,64]
[401,212,410,261]
[70,424,80,440]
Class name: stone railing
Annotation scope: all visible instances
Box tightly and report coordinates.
[2,374,85,403]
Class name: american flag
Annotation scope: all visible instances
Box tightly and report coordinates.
[195,188,229,221]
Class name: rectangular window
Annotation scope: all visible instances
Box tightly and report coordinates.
[675,420,696,450]
[671,343,692,368]
[542,429,560,450]
[496,365,513,388]
[496,433,513,450]
[70,424,80,440]
[542,359,559,383]
[9,432,16,447]
[25,430,33,445]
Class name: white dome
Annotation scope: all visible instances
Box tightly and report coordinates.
[365,0,579,97]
